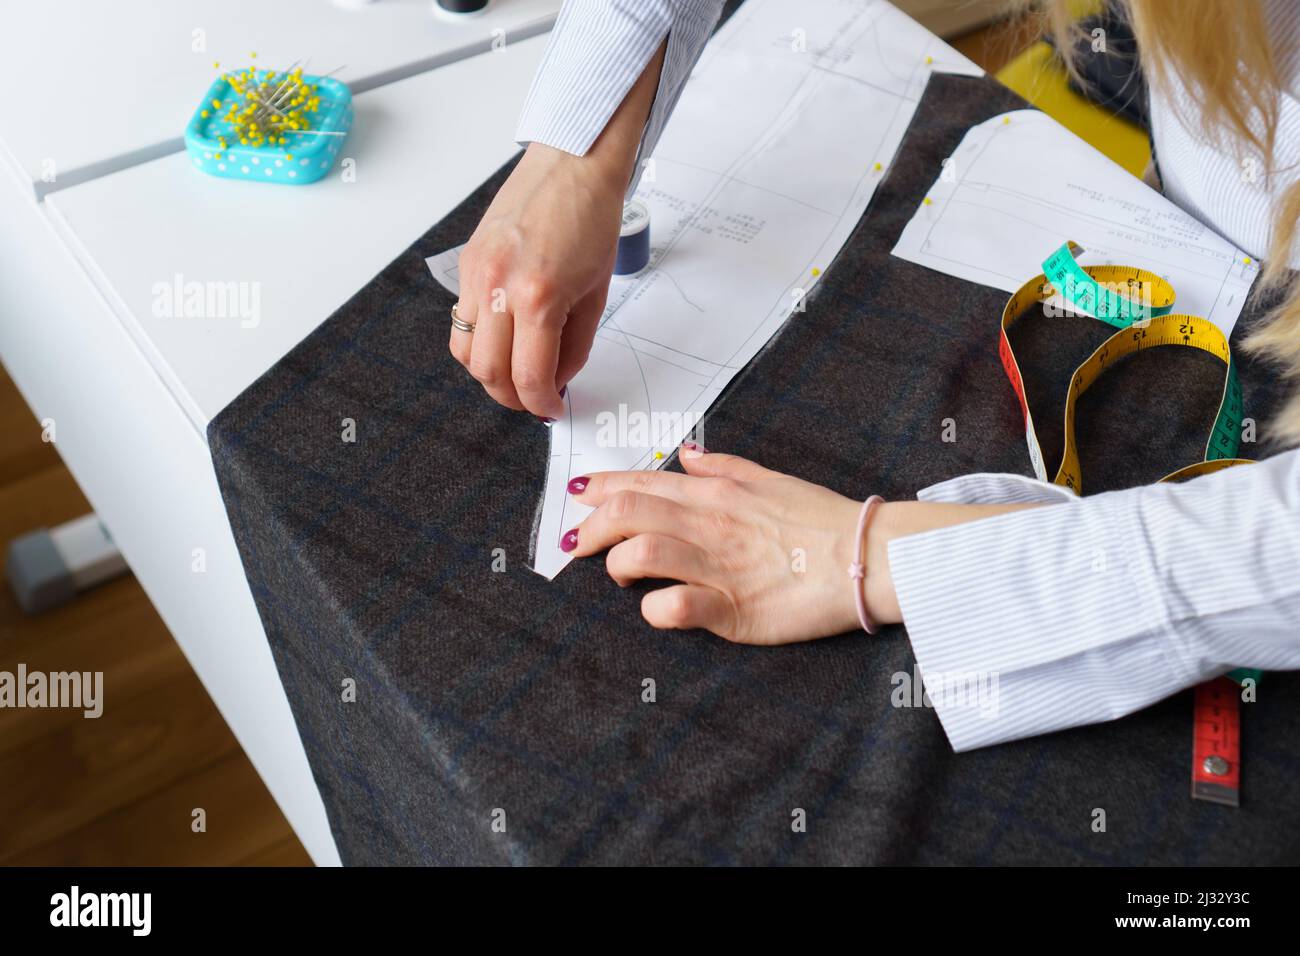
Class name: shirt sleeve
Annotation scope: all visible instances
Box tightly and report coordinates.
[887,449,1300,752]
[515,0,724,194]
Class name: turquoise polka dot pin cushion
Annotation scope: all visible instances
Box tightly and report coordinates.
[184,67,352,185]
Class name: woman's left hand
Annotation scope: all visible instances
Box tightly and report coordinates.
[562,443,901,644]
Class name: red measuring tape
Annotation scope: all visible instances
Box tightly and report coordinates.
[1192,677,1242,807]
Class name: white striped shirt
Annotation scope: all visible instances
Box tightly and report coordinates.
[515,0,723,195]
[514,0,1300,751]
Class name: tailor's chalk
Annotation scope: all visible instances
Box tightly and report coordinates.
[614,200,651,276]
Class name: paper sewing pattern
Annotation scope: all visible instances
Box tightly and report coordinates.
[428,0,981,577]
[891,109,1260,334]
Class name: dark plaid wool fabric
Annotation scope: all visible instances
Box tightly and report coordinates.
[209,72,1300,865]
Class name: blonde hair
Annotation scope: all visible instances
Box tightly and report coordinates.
[1041,0,1300,444]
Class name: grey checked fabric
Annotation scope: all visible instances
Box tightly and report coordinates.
[209,73,1300,866]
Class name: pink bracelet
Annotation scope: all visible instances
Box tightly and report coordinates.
[847,495,885,635]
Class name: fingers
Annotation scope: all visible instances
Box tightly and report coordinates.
[568,445,768,529]
[468,300,524,411]
[641,584,735,634]
[555,283,608,392]
[451,234,606,417]
[605,533,713,588]
[568,490,693,557]
[451,273,573,419]
[449,298,476,370]
[678,446,771,482]
[511,302,566,419]
[571,469,698,507]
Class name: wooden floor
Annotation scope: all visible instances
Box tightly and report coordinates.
[0,18,1032,868]
[0,364,311,866]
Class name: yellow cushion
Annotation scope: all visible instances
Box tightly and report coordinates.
[995,42,1151,178]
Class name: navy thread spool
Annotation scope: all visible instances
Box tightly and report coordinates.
[434,0,489,15]
[614,200,651,276]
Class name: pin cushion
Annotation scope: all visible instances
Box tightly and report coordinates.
[184,66,352,185]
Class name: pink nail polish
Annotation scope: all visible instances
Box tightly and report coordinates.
[560,528,579,552]
[567,476,589,495]
[682,440,708,453]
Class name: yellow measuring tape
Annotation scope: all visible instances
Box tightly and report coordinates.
[998,242,1253,492]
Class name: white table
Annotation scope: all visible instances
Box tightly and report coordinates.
[46,35,550,431]
[0,3,553,866]
[0,0,557,199]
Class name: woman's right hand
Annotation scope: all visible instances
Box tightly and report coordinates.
[450,40,668,420]
[451,142,625,420]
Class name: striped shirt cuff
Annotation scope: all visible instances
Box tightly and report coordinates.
[889,452,1300,751]
[515,0,722,192]
[888,477,1188,752]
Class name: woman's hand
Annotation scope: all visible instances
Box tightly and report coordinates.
[451,142,625,419]
[450,41,668,420]
[563,444,889,644]
[564,443,1042,644]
